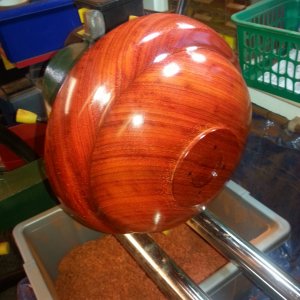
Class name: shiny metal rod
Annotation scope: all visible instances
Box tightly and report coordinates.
[116,233,210,300]
[187,209,300,300]
[176,0,187,15]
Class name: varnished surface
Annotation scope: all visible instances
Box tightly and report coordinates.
[45,13,251,233]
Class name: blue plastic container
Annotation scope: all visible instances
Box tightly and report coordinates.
[0,0,81,65]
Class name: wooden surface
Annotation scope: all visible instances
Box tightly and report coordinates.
[45,13,251,233]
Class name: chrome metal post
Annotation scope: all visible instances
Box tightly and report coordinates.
[116,233,210,300]
[176,0,187,15]
[187,209,300,300]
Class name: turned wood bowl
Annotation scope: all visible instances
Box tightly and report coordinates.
[44,13,251,233]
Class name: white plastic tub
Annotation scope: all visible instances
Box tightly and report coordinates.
[13,180,290,299]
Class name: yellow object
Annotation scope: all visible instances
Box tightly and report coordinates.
[1,54,15,70]
[16,109,38,124]
[77,29,86,37]
[221,34,236,50]
[78,7,90,23]
[129,15,138,20]
[0,242,10,255]
[162,230,171,235]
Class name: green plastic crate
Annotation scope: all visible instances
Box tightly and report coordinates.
[232,0,300,103]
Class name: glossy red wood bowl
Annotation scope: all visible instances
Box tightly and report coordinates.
[44,13,251,233]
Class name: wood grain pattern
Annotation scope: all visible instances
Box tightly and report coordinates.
[44,13,251,233]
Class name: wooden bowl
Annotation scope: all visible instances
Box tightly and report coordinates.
[44,13,251,233]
